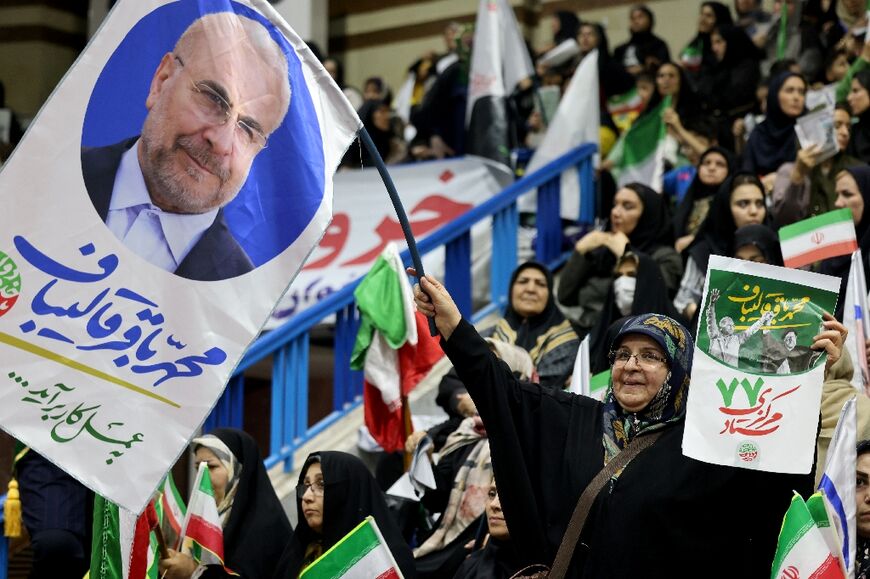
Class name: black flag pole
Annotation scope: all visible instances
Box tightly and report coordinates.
[357,127,438,337]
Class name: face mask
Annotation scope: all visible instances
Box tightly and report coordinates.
[614,275,637,316]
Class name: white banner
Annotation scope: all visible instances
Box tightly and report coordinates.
[682,256,840,474]
[267,157,514,326]
[0,0,359,512]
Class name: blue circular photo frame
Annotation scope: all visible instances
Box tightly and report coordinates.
[81,0,325,275]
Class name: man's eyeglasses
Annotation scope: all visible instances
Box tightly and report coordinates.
[608,349,668,369]
[296,480,325,499]
[175,55,268,152]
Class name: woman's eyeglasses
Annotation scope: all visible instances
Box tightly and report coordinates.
[608,349,668,369]
[296,480,325,499]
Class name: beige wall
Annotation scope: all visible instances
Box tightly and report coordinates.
[0,4,86,121]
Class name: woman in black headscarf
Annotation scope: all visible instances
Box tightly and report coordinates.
[451,476,525,579]
[742,71,807,176]
[588,251,687,373]
[159,428,293,579]
[733,223,784,265]
[673,173,768,321]
[613,5,671,75]
[697,25,762,125]
[679,2,733,86]
[558,183,683,337]
[341,99,405,168]
[640,61,702,124]
[578,22,635,100]
[822,166,870,319]
[271,451,415,578]
[490,262,579,389]
[552,10,581,47]
[772,104,862,227]
[847,69,870,163]
[673,146,734,251]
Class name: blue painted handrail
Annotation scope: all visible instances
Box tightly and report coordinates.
[203,143,598,471]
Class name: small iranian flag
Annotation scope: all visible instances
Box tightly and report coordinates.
[680,40,703,72]
[350,243,443,453]
[606,95,670,190]
[178,462,226,568]
[770,493,845,579]
[778,209,858,268]
[607,87,644,116]
[160,473,186,550]
[299,516,404,579]
[88,495,158,579]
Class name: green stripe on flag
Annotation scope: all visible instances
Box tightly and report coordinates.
[90,495,124,579]
[590,370,611,393]
[771,494,816,575]
[805,493,832,529]
[620,96,670,167]
[777,0,788,60]
[778,208,853,241]
[198,469,214,494]
[300,517,381,579]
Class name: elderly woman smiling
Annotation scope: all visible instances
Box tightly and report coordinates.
[412,271,844,578]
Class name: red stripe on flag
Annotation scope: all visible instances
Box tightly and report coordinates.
[129,502,155,579]
[784,240,858,268]
[162,492,181,533]
[808,554,847,579]
[186,514,224,560]
[375,568,400,579]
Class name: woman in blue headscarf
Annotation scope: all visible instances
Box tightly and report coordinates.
[413,272,844,578]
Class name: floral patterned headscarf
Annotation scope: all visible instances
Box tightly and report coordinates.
[601,314,694,466]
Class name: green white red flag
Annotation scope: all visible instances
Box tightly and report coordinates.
[160,472,186,550]
[778,209,858,268]
[606,96,670,190]
[88,495,158,579]
[350,243,443,453]
[177,462,228,569]
[299,516,403,579]
[770,493,845,579]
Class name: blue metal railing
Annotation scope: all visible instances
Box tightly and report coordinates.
[204,143,598,471]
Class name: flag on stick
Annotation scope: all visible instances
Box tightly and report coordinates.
[299,516,404,579]
[89,496,157,579]
[844,250,870,394]
[466,0,534,165]
[777,0,789,60]
[606,96,670,190]
[177,462,228,570]
[818,396,857,576]
[770,493,845,579]
[351,243,443,452]
[521,50,600,220]
[778,209,858,268]
[159,472,186,550]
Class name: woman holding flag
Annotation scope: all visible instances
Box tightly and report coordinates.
[159,429,292,579]
[412,270,845,577]
[272,451,415,578]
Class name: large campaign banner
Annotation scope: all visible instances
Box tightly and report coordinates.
[0,0,359,512]
[267,157,514,326]
[682,256,840,474]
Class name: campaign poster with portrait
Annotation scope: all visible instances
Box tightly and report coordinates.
[682,256,840,474]
[0,0,359,512]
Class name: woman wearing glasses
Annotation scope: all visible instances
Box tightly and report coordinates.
[272,451,416,578]
[413,272,845,578]
[159,428,292,579]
